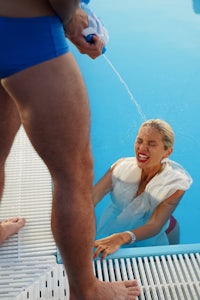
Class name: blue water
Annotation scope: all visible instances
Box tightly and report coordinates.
[72,0,200,245]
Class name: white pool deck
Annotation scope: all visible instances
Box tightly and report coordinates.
[0,127,69,299]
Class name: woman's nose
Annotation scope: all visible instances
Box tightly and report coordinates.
[139,142,147,150]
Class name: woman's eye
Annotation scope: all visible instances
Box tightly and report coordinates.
[148,142,156,147]
[137,139,142,144]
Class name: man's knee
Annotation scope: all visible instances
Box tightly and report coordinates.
[51,146,93,184]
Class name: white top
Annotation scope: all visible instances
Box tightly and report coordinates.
[96,157,192,247]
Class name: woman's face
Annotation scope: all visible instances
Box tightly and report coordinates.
[134,126,172,171]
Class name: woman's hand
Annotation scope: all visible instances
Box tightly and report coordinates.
[64,7,103,59]
[94,233,128,259]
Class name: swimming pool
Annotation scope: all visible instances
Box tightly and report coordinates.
[72,0,200,245]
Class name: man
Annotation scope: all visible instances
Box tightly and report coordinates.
[0,1,140,299]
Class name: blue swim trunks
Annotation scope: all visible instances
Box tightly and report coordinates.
[0,16,69,78]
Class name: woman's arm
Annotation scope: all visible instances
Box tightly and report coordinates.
[132,189,184,240]
[92,158,124,206]
[92,168,113,206]
[94,189,184,259]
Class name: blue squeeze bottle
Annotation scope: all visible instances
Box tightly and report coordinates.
[80,2,109,54]
[81,0,90,3]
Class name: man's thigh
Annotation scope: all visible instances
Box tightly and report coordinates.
[2,53,91,169]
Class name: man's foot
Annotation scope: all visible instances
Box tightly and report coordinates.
[71,278,140,300]
[0,217,26,245]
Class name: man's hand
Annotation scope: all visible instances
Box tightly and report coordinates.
[64,8,104,59]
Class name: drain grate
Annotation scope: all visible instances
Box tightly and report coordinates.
[93,253,200,300]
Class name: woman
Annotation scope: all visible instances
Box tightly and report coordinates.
[93,119,192,259]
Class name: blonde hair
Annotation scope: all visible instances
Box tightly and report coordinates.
[141,119,174,150]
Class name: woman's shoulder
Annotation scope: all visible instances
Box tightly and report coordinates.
[112,157,141,183]
[165,160,191,176]
[111,157,137,169]
[159,159,193,190]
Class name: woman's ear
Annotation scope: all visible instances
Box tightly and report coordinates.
[164,147,173,158]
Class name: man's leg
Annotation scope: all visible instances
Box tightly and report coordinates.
[2,53,140,300]
[0,83,21,197]
[0,83,26,244]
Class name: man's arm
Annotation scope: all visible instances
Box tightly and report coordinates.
[48,0,79,25]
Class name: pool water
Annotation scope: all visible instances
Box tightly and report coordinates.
[72,0,200,245]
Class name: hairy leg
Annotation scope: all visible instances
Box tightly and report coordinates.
[0,83,26,244]
[0,83,21,198]
[2,53,140,300]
